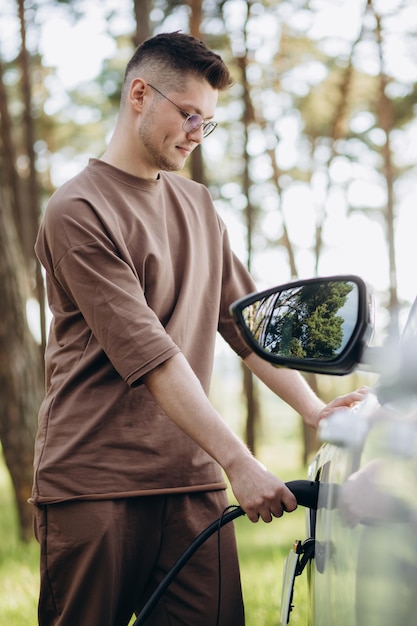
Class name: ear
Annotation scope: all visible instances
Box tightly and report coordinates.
[129,78,147,112]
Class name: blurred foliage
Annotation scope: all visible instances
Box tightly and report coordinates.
[1,0,416,540]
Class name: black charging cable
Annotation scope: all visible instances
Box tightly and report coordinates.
[132,480,319,626]
[132,505,245,626]
[215,505,241,626]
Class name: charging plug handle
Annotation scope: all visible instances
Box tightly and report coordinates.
[286,479,319,510]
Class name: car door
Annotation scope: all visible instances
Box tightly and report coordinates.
[309,298,417,626]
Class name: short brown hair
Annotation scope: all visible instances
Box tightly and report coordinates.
[122,31,233,103]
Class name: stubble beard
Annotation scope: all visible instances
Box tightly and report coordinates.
[138,115,186,173]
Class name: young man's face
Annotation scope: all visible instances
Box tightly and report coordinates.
[137,77,218,176]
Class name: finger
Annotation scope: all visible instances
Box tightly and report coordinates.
[281,491,297,513]
[246,510,261,523]
[331,393,363,407]
[269,498,295,519]
[260,510,274,523]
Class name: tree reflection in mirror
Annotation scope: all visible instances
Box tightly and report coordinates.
[241,281,359,362]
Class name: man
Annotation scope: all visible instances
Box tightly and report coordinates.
[32,32,366,626]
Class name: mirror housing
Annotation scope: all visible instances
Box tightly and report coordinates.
[230,275,372,376]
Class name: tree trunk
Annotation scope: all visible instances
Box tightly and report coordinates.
[0,2,45,541]
[17,0,47,356]
[373,6,399,337]
[188,0,205,184]
[242,363,259,453]
[132,0,152,47]
[301,373,319,466]
[236,4,261,454]
[0,56,20,224]
[0,190,42,541]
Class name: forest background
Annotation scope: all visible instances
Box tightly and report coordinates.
[0,1,417,620]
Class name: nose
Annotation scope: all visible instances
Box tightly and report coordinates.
[186,124,204,144]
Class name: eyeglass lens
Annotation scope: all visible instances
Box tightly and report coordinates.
[183,116,216,138]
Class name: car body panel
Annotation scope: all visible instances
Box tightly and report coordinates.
[308,394,417,626]
[230,276,417,626]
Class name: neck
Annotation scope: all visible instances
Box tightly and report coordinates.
[101,120,159,180]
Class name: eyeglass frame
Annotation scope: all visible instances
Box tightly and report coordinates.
[147,83,218,138]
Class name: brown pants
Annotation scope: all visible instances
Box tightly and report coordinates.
[34,491,245,626]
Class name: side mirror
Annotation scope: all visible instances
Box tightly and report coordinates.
[230,275,372,375]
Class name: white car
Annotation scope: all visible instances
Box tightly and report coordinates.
[231,275,417,626]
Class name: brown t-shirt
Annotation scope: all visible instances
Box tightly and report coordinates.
[31,159,256,504]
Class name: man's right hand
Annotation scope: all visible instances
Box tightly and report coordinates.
[226,454,298,523]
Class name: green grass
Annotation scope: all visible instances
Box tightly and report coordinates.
[0,459,39,625]
[0,422,310,626]
[233,430,310,626]
[236,511,308,625]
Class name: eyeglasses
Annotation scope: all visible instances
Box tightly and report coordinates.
[148,83,217,138]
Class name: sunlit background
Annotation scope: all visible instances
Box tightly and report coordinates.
[3,0,417,348]
[1,2,417,623]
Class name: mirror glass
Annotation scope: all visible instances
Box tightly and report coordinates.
[240,280,359,361]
